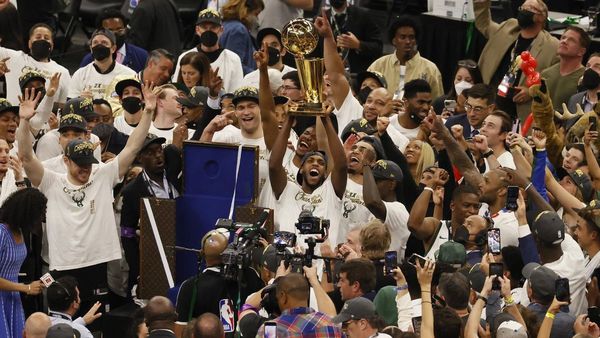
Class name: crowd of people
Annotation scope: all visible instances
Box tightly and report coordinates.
[1,0,600,337]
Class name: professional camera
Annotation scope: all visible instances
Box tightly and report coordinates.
[215,209,270,281]
[295,209,329,237]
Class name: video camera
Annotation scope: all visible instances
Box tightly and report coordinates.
[215,209,270,281]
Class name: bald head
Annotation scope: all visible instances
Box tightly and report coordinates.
[277,273,310,301]
[371,87,392,101]
[145,296,176,330]
[23,312,51,338]
[201,230,229,263]
[194,313,225,338]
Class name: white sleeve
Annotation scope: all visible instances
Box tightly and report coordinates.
[37,167,57,191]
[0,46,20,60]
[90,133,102,161]
[384,201,409,234]
[385,125,410,153]
[101,155,122,186]
[57,68,72,103]
[207,96,220,110]
[67,69,84,98]
[227,54,244,93]
[29,94,56,130]
[396,292,413,331]
[35,132,61,161]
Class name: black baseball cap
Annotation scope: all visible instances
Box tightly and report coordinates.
[176,86,208,108]
[58,113,87,133]
[333,297,377,323]
[340,118,376,142]
[18,70,46,89]
[257,27,282,47]
[115,78,142,97]
[0,98,19,116]
[576,199,600,228]
[64,97,94,116]
[46,323,81,338]
[232,86,259,105]
[532,211,565,245]
[522,262,559,299]
[568,169,594,203]
[140,134,166,153]
[65,139,99,166]
[196,8,222,25]
[372,160,403,181]
[356,71,388,89]
[274,96,289,105]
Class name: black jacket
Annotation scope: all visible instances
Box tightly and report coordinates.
[126,0,183,55]
[326,6,383,74]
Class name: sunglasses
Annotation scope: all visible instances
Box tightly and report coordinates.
[458,59,478,69]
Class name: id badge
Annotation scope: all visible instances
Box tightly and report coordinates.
[497,73,516,98]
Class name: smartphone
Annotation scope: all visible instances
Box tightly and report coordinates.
[556,278,570,302]
[273,231,296,248]
[505,185,519,211]
[591,116,597,132]
[444,99,457,112]
[487,228,501,255]
[412,317,422,336]
[264,321,277,338]
[384,251,398,275]
[407,253,427,268]
[589,307,600,326]
[489,263,503,290]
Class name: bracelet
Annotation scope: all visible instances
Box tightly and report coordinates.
[477,295,488,304]
[423,187,434,193]
[524,182,533,191]
[545,312,555,319]
[536,148,546,152]
[240,304,258,313]
[395,284,409,292]
[482,149,494,158]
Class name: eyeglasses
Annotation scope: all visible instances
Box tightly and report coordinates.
[464,103,488,114]
[457,59,477,69]
[281,85,300,91]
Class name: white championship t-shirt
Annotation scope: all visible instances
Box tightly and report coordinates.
[0,47,71,104]
[275,177,342,248]
[338,178,371,245]
[378,201,410,259]
[38,158,122,270]
[333,89,363,137]
[389,114,419,140]
[113,115,136,135]
[68,62,136,99]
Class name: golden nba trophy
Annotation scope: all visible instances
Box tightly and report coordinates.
[281,18,325,116]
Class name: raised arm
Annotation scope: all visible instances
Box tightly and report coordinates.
[255,44,278,151]
[423,110,484,187]
[584,128,600,190]
[303,266,336,317]
[322,111,347,198]
[544,168,586,213]
[473,0,500,39]
[117,82,155,178]
[363,164,386,220]
[269,115,294,199]
[407,168,448,241]
[17,88,44,187]
[29,72,61,132]
[314,8,350,109]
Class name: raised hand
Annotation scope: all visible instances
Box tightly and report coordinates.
[416,259,435,287]
[392,267,407,286]
[26,280,44,295]
[18,87,42,121]
[585,126,598,147]
[314,8,334,38]
[83,301,103,325]
[337,32,360,50]
[47,72,61,97]
[208,66,223,98]
[206,111,234,133]
[472,134,489,153]
[450,124,465,141]
[376,116,389,136]
[432,186,445,206]
[9,155,23,181]
[531,128,547,149]
[253,42,269,70]
[142,81,157,111]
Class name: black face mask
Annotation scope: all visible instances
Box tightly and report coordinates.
[30,40,52,61]
[330,0,346,9]
[91,44,111,61]
[357,86,372,105]
[33,87,46,103]
[517,10,535,29]
[267,47,280,66]
[122,96,142,113]
[115,32,126,49]
[200,31,219,47]
[582,68,600,90]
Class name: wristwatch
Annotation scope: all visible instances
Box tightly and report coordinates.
[482,149,494,158]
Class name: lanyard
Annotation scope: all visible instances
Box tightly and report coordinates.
[49,311,71,321]
[142,170,173,199]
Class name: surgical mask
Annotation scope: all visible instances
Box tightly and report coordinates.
[454,81,472,96]
[200,31,219,47]
[122,96,142,113]
[517,10,535,29]
[115,32,126,49]
[582,68,600,90]
[30,40,52,61]
[91,44,111,61]
[267,47,280,66]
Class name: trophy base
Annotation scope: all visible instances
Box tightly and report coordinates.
[288,102,326,116]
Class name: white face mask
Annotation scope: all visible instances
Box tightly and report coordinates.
[454,81,473,96]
